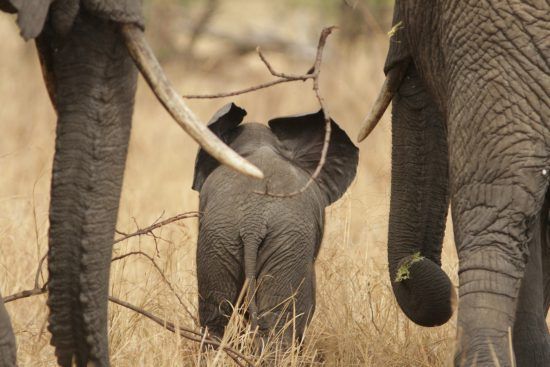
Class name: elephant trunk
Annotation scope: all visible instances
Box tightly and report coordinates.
[387,63,455,327]
[39,13,137,367]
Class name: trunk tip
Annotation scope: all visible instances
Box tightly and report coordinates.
[392,256,455,327]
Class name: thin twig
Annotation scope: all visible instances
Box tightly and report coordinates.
[20,211,200,311]
[256,48,308,79]
[366,282,381,334]
[114,211,199,244]
[182,77,308,99]
[254,26,336,198]
[111,250,198,325]
[182,47,311,99]
[34,253,47,289]
[30,212,200,292]
[4,287,46,303]
[118,210,178,252]
[197,326,209,366]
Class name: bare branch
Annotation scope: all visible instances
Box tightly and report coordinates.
[3,288,255,366]
[182,47,311,99]
[31,212,200,292]
[254,26,336,198]
[113,211,199,244]
[111,250,198,325]
[34,253,47,289]
[182,26,337,198]
[182,77,308,99]
[256,47,308,79]
[25,211,199,313]
[4,287,46,303]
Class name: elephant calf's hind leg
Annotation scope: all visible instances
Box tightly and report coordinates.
[197,235,243,339]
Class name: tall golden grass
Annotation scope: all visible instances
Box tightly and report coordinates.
[0,2,459,365]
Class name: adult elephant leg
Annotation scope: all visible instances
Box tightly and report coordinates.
[436,3,550,365]
[38,12,137,367]
[0,294,16,367]
[452,176,548,367]
[449,95,548,367]
[513,190,550,366]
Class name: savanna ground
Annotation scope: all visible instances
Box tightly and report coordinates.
[0,1,462,365]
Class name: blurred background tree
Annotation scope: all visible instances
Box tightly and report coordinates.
[141,0,393,62]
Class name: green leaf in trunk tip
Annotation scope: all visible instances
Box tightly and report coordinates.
[395,252,424,283]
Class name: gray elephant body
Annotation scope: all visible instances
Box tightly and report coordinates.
[193,104,358,342]
[198,140,324,339]
[372,1,550,366]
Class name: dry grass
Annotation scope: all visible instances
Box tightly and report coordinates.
[0,2,459,365]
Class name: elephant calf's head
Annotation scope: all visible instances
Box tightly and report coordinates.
[192,103,359,206]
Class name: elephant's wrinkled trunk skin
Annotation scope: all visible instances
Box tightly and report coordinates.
[40,13,137,367]
[387,63,455,327]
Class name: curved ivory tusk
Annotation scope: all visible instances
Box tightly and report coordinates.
[357,62,408,142]
[121,24,264,180]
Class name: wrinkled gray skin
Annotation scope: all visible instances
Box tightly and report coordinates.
[0,1,142,366]
[382,1,549,366]
[193,104,358,343]
[0,297,15,366]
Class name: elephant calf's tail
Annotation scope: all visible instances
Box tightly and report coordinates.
[242,235,262,331]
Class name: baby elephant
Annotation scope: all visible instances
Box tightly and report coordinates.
[192,103,358,344]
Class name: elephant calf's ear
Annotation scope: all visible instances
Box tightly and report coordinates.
[192,103,247,191]
[268,110,359,204]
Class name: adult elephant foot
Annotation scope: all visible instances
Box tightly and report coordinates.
[454,207,550,367]
[454,331,513,367]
